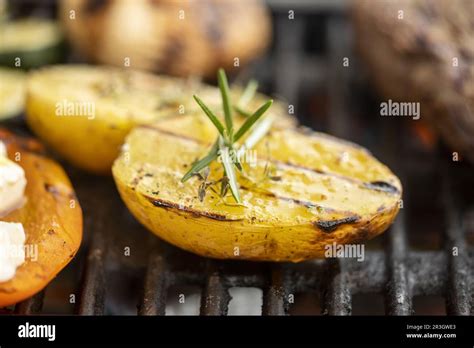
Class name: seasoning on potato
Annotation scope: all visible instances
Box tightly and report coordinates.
[112,70,402,262]
[26,65,294,174]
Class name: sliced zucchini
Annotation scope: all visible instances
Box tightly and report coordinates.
[0,68,25,120]
[112,113,402,262]
[0,18,64,69]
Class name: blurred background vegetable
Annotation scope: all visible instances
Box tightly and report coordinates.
[59,0,271,78]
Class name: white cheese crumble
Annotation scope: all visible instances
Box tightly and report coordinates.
[0,221,26,282]
[0,141,26,217]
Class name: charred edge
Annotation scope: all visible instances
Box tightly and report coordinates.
[143,194,240,222]
[313,215,360,234]
[363,181,400,195]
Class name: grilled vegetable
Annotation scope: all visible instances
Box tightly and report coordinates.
[112,111,402,262]
[59,0,271,77]
[352,0,474,163]
[0,129,82,307]
[0,18,64,69]
[26,65,294,174]
[0,68,25,120]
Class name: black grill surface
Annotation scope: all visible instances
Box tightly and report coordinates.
[5,0,474,316]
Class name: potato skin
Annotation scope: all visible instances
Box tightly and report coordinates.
[0,130,82,307]
[26,87,132,174]
[115,178,399,262]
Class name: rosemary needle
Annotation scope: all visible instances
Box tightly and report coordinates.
[181,69,273,203]
[238,79,258,108]
[218,68,233,139]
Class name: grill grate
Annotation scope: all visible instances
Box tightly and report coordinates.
[8,0,474,316]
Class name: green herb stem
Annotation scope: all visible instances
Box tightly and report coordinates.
[237,79,258,108]
[217,68,233,139]
[234,100,273,142]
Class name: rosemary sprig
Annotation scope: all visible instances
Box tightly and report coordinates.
[234,79,258,118]
[238,79,258,107]
[181,141,218,182]
[181,69,273,203]
[234,100,273,141]
[237,116,274,159]
[218,69,234,139]
[219,137,241,203]
[193,96,226,138]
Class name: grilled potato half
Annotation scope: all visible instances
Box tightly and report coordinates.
[0,130,82,307]
[26,65,293,174]
[112,114,402,262]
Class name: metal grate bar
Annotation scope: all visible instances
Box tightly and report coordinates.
[262,265,289,315]
[138,250,168,316]
[385,211,413,315]
[409,252,447,296]
[14,290,45,315]
[322,259,352,315]
[200,263,231,316]
[4,1,472,317]
[77,231,106,315]
[442,172,471,315]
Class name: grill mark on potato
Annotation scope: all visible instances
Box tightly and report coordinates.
[239,185,354,216]
[137,179,355,222]
[136,125,400,195]
[142,194,242,221]
[363,181,400,194]
[138,124,202,144]
[313,215,360,233]
[294,127,368,152]
[272,160,358,186]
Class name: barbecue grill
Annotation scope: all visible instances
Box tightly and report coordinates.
[3,0,474,317]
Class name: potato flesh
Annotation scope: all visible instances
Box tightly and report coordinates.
[113,114,402,261]
[26,65,293,174]
[121,128,399,225]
